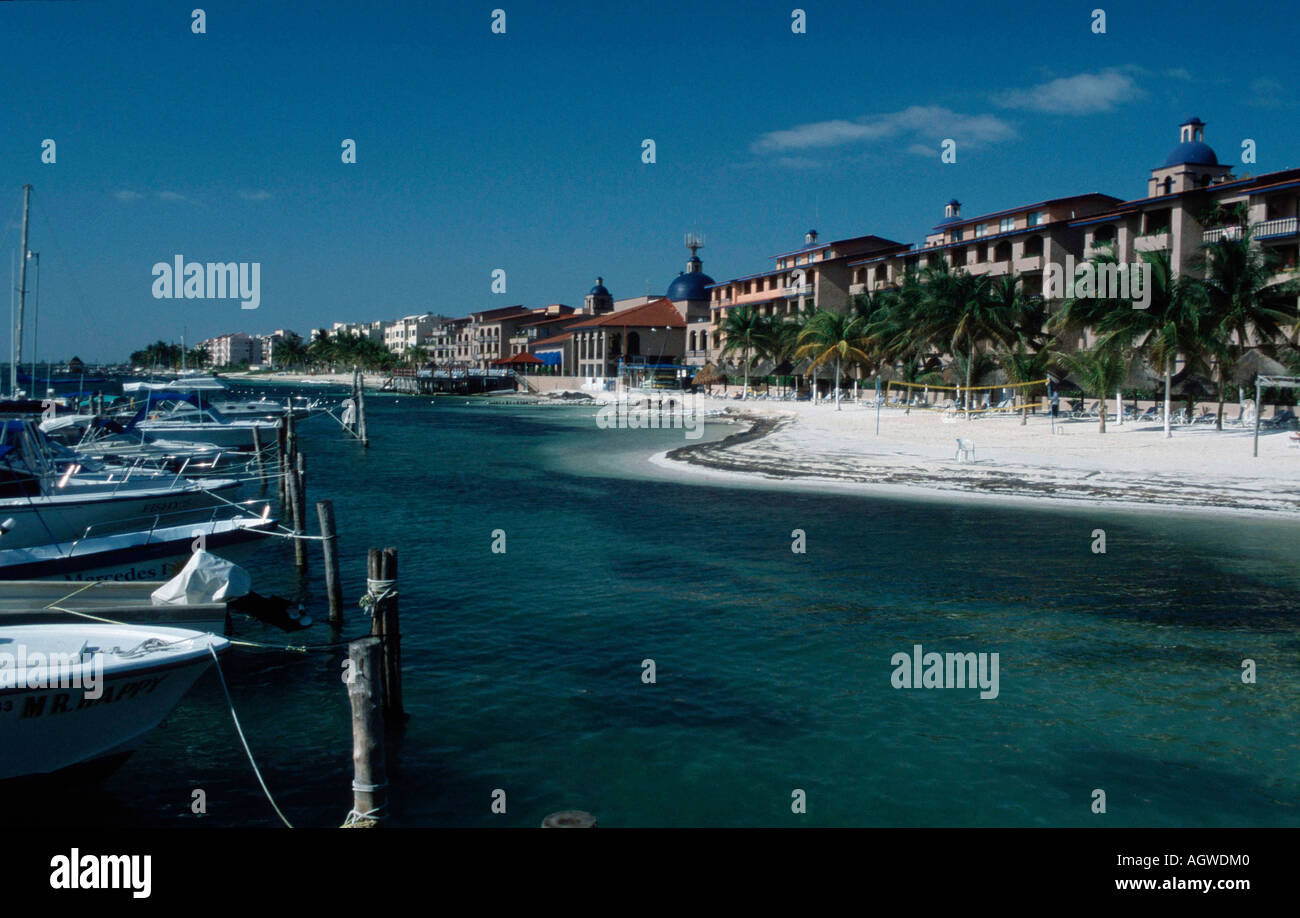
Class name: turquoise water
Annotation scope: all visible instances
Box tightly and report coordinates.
[29,391,1300,827]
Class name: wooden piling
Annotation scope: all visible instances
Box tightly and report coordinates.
[251,425,265,487]
[291,453,308,570]
[381,546,402,720]
[343,636,387,827]
[357,374,369,447]
[276,421,288,505]
[317,499,343,624]
[366,547,403,722]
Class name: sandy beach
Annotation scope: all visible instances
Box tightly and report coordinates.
[650,397,1300,517]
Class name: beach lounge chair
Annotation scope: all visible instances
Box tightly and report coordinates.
[1135,406,1160,423]
[955,438,976,462]
[1264,409,1297,428]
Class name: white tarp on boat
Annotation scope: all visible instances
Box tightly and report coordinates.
[151,550,251,605]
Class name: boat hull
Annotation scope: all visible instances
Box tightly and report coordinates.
[0,625,229,782]
[0,478,242,550]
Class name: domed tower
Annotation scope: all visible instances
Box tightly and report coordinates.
[666,233,714,321]
[584,277,614,315]
[1148,117,1233,197]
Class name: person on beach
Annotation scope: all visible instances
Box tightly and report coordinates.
[1050,392,1060,420]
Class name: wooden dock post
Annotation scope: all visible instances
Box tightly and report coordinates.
[251,425,265,487]
[290,453,308,570]
[381,546,402,719]
[366,547,403,722]
[343,636,387,827]
[276,421,288,505]
[357,374,369,447]
[317,499,343,624]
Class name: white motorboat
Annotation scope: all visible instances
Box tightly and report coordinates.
[0,499,275,581]
[0,419,243,550]
[0,623,228,782]
[123,393,279,450]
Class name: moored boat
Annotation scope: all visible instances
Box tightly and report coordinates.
[0,623,228,782]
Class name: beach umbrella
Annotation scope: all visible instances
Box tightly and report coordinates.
[1230,349,1290,385]
[691,363,727,387]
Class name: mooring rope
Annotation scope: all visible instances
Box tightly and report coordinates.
[207,642,295,828]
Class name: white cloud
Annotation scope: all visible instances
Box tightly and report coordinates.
[239,190,273,201]
[993,70,1140,114]
[752,105,1015,158]
[1247,77,1287,108]
[157,191,186,201]
[114,190,143,202]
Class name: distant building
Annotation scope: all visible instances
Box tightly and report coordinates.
[203,332,260,367]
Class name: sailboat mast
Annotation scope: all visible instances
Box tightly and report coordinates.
[12,184,31,396]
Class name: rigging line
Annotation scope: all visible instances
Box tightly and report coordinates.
[207,642,295,829]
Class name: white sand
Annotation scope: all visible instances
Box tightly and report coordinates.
[652,396,1300,517]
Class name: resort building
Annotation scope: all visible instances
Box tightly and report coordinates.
[199,332,260,367]
[332,319,392,342]
[705,229,908,362]
[426,316,470,364]
[1068,119,1299,282]
[456,305,535,369]
[507,305,581,360]
[256,329,300,368]
[566,297,686,380]
[384,313,441,357]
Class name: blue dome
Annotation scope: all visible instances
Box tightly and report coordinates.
[666,271,714,301]
[589,283,610,297]
[1164,141,1218,167]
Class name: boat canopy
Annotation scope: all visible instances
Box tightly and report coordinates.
[123,391,233,431]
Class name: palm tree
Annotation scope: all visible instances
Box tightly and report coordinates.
[759,317,802,397]
[795,310,872,410]
[1053,344,1128,433]
[1054,249,1211,438]
[1000,340,1050,425]
[915,264,1017,419]
[719,305,767,398]
[1194,228,1300,428]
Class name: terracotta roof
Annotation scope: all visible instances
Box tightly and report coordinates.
[492,351,543,366]
[567,298,685,329]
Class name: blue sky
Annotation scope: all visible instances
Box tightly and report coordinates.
[1,0,1296,362]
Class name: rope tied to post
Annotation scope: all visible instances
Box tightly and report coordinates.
[359,578,398,613]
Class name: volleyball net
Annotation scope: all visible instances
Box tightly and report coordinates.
[883,378,1050,416]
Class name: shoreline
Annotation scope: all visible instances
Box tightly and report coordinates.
[652,403,1300,519]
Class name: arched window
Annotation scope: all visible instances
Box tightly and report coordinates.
[609,332,621,356]
[1163,176,1173,195]
[1094,224,1116,244]
[994,240,1012,262]
[626,331,641,357]
[1023,235,1044,258]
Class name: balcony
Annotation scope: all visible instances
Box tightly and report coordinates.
[784,283,813,297]
[1134,232,1169,252]
[1206,217,1300,243]
[848,283,867,295]
[1256,216,1299,239]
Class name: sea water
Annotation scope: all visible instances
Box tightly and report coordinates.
[23,391,1300,827]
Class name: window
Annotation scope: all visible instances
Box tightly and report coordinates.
[1000,217,1016,232]
[974,224,988,238]
[951,228,963,241]
[1027,211,1044,226]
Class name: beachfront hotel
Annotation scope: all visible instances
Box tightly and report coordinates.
[706,117,1300,361]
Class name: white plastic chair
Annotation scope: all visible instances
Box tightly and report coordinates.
[955,438,976,462]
